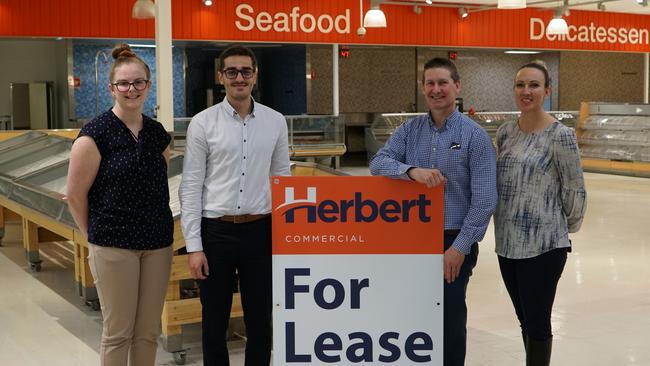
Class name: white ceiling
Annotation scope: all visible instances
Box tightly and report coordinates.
[394,0,650,15]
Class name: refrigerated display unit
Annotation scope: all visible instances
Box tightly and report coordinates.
[577,102,650,177]
[365,111,578,160]
[0,131,47,153]
[286,115,346,167]
[173,115,347,168]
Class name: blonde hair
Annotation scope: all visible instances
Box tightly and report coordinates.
[109,43,151,83]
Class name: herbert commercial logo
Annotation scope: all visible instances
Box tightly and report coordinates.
[271,176,444,255]
[276,187,432,224]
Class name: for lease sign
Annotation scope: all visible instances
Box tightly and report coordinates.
[272,176,444,365]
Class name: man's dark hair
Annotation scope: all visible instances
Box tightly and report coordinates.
[422,57,460,83]
[218,45,257,71]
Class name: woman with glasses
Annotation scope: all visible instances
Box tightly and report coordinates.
[67,43,173,366]
[494,61,586,366]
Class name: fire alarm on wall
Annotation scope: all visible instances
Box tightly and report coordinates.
[448,51,457,60]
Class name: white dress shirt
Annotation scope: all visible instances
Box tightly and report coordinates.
[179,97,291,252]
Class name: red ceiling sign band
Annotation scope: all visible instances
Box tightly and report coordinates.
[1,0,648,52]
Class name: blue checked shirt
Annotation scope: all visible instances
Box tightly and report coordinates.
[369,110,497,255]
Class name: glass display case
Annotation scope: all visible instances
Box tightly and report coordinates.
[578,102,650,167]
[1,129,345,226]
[364,113,424,160]
[0,135,73,198]
[7,161,75,226]
[0,133,186,229]
[0,131,47,153]
[6,152,185,228]
[285,115,346,163]
[172,115,347,167]
[0,134,70,168]
[364,111,578,159]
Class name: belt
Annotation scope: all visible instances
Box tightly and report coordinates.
[213,214,270,224]
[444,229,461,236]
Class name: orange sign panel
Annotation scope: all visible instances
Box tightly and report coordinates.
[1,0,648,52]
[271,176,444,255]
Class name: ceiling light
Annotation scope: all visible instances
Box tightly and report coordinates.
[547,9,569,35]
[597,2,605,11]
[458,7,469,18]
[504,50,541,54]
[132,0,155,19]
[364,7,387,28]
[637,0,648,6]
[203,0,213,5]
[425,0,433,4]
[497,0,526,9]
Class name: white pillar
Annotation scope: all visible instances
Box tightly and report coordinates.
[332,43,339,116]
[643,52,650,103]
[155,0,174,131]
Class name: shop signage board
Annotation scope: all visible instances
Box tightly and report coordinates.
[2,0,648,52]
[271,176,444,365]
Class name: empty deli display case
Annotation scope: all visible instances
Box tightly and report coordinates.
[577,102,650,177]
[286,115,346,168]
[467,111,577,136]
[0,134,73,199]
[0,131,48,153]
[365,113,424,161]
[0,134,74,272]
[365,111,578,161]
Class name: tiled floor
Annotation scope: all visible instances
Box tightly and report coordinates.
[0,171,648,365]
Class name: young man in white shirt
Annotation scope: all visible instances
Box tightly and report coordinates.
[179,45,290,366]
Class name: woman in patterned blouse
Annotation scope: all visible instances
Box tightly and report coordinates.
[67,44,173,366]
[494,61,586,366]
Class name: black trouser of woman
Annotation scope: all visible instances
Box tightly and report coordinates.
[199,216,272,366]
[498,247,568,341]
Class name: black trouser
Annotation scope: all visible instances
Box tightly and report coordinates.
[444,232,479,366]
[498,248,568,341]
[199,217,272,366]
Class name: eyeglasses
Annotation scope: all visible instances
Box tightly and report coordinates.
[222,67,255,79]
[112,79,149,92]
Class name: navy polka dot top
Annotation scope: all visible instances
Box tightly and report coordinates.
[78,110,173,250]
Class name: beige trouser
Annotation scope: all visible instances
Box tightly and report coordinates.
[88,244,173,366]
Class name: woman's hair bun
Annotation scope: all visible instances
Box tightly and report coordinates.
[111,43,137,59]
[530,59,548,71]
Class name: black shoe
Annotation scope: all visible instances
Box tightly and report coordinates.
[525,336,552,366]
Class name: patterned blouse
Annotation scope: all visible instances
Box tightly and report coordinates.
[79,110,173,250]
[494,120,586,259]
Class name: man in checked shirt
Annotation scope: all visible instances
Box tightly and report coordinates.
[370,57,497,366]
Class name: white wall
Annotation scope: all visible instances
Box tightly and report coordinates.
[0,39,67,126]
